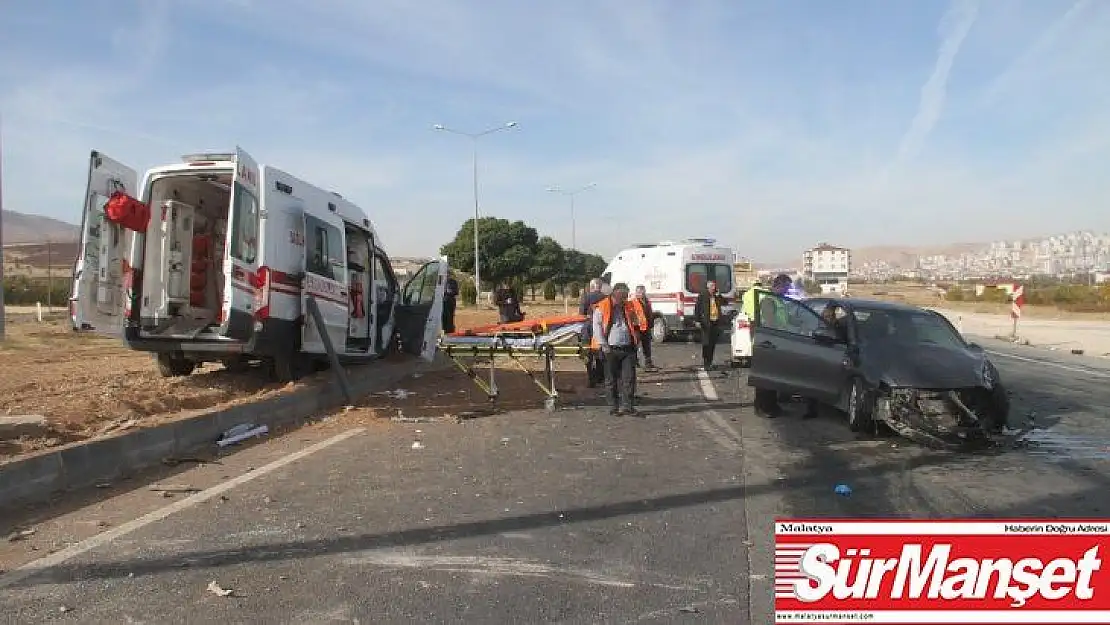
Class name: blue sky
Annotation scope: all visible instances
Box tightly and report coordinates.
[1,0,1107,263]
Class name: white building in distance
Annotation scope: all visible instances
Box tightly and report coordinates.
[802,243,851,294]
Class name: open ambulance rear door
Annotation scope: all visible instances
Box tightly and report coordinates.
[220,146,262,341]
[394,257,449,360]
[74,150,138,338]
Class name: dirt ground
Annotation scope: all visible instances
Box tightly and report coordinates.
[351,365,592,423]
[0,315,299,460]
[0,299,580,461]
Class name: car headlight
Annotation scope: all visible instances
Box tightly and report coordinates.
[981,361,995,389]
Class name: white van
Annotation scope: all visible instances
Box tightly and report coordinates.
[601,238,737,342]
[74,148,447,381]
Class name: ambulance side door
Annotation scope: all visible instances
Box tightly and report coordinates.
[300,208,349,354]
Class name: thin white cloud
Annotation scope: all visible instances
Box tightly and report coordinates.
[1,1,1108,263]
[894,0,980,165]
[978,0,1093,107]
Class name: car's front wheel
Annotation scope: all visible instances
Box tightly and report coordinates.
[846,378,874,432]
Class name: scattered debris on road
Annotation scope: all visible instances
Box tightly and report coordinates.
[207,581,235,597]
[834,484,852,497]
[149,484,201,494]
[0,414,48,439]
[216,423,270,447]
[6,528,35,542]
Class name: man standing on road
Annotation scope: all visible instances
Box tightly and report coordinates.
[631,285,657,370]
[441,272,460,334]
[591,282,645,416]
[580,279,607,387]
[694,279,728,373]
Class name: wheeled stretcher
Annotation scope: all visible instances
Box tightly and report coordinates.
[437,315,592,410]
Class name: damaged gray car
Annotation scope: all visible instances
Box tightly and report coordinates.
[748,296,1009,449]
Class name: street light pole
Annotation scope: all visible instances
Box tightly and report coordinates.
[545,182,597,251]
[433,121,518,307]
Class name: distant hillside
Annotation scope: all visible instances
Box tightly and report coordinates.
[2,210,80,244]
[850,242,986,267]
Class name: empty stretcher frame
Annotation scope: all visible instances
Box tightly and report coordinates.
[437,315,592,410]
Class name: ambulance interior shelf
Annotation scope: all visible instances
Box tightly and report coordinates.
[160,199,224,323]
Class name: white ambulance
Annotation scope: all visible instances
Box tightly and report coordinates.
[600,238,737,342]
[74,148,447,381]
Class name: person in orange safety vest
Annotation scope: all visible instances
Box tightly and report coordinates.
[590,283,647,416]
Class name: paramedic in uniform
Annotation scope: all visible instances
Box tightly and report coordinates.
[580,279,607,387]
[591,283,645,416]
[694,280,728,372]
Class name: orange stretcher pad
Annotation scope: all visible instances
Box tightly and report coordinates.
[448,314,588,337]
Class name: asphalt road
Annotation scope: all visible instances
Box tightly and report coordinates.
[2,339,1109,624]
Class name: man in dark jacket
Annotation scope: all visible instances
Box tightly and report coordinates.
[579,278,607,387]
[441,273,459,334]
[494,281,524,323]
[693,279,728,373]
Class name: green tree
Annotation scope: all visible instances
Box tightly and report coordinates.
[458,276,477,306]
[581,253,608,281]
[440,217,539,290]
[529,237,565,291]
[542,280,557,301]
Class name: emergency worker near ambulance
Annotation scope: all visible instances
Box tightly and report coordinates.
[746,273,795,418]
[591,282,647,416]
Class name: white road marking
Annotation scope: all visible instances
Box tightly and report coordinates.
[986,349,1110,379]
[693,369,743,450]
[344,552,698,590]
[0,427,366,589]
[697,369,720,401]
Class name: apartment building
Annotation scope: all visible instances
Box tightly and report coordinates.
[802,243,851,294]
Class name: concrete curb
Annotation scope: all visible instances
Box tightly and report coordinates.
[0,356,448,510]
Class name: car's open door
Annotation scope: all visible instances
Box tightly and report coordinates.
[750,292,846,402]
[74,150,138,338]
[394,257,449,360]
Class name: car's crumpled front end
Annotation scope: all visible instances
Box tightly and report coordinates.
[873,384,1009,449]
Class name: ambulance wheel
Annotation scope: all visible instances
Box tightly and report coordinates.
[651,317,668,343]
[156,353,196,378]
[221,356,250,373]
[269,351,305,383]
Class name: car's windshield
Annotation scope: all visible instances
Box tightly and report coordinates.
[851,307,966,349]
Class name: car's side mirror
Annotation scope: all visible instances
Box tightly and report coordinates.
[812,325,841,344]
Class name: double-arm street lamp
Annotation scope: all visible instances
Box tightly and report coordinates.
[545,182,596,251]
[433,121,518,305]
